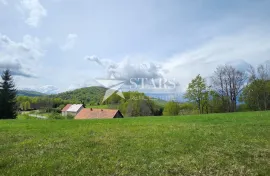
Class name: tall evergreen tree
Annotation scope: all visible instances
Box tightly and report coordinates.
[0,70,17,119]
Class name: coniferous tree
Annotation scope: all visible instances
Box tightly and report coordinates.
[0,70,17,119]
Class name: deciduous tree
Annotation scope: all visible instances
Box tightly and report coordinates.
[211,65,247,112]
[185,74,207,114]
[241,61,270,111]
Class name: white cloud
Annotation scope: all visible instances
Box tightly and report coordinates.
[1,0,7,5]
[162,28,270,91]
[67,78,99,91]
[20,0,47,27]
[61,33,78,51]
[85,55,178,94]
[86,27,270,92]
[0,33,44,77]
[85,55,164,81]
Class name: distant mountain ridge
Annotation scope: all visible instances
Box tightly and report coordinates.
[20,85,60,95]
[17,90,46,97]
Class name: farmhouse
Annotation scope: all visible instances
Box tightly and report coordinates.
[75,108,124,119]
[61,104,84,116]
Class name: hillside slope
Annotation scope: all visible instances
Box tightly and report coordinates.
[49,86,107,105]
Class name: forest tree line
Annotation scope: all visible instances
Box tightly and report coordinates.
[163,60,270,115]
[1,60,270,119]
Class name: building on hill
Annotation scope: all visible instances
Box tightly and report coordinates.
[75,108,124,119]
[61,104,84,116]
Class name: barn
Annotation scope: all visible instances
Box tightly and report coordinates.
[75,108,124,119]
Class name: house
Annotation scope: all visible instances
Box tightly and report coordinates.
[75,108,124,119]
[61,104,84,116]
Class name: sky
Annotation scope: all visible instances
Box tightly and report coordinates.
[0,0,270,94]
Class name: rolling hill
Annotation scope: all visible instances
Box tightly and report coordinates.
[49,86,107,105]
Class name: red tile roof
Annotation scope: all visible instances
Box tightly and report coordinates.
[61,104,72,112]
[75,108,123,119]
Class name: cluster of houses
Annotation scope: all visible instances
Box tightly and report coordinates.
[61,104,124,119]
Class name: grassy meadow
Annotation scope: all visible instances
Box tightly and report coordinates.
[0,111,270,175]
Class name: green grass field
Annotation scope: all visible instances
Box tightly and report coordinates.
[1,111,270,175]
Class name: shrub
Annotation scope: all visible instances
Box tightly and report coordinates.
[66,114,74,120]
[163,101,180,116]
[48,113,65,120]
[179,103,198,115]
[237,104,251,112]
[58,104,65,111]
[17,114,37,120]
[42,108,61,113]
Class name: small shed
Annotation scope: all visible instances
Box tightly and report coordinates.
[61,104,84,116]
